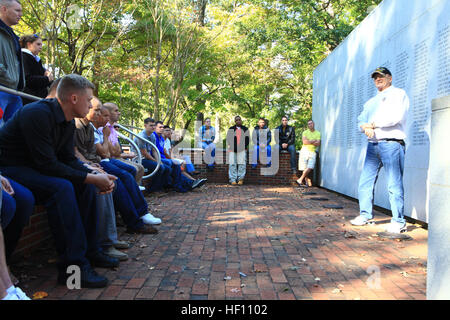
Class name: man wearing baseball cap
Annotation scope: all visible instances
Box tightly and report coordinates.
[350,67,410,234]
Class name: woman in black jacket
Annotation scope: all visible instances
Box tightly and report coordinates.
[19,34,53,105]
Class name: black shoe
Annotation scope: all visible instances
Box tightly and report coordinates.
[192,178,207,189]
[57,265,108,288]
[191,171,201,176]
[88,251,120,269]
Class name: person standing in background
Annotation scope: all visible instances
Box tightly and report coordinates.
[20,34,53,105]
[0,0,25,124]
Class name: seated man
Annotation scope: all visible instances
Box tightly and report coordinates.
[251,117,272,168]
[136,119,204,193]
[153,121,204,192]
[135,118,171,192]
[89,101,162,227]
[74,105,132,261]
[198,118,216,170]
[102,102,145,185]
[274,116,297,173]
[297,120,320,187]
[163,126,205,184]
[0,74,119,288]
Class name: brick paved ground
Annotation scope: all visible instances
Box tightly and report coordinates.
[11,183,427,300]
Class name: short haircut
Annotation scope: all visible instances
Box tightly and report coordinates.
[19,34,40,48]
[56,74,95,102]
[282,116,288,120]
[205,117,211,121]
[155,121,164,127]
[47,78,61,98]
[0,0,21,8]
[234,115,241,121]
[258,117,265,122]
[163,125,171,129]
[103,102,118,112]
[144,117,155,124]
[91,97,103,110]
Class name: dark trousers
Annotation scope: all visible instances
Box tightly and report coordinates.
[0,166,98,271]
[1,178,34,259]
[99,159,147,228]
[142,159,171,192]
[161,159,193,193]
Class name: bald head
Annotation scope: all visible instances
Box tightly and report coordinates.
[103,102,121,123]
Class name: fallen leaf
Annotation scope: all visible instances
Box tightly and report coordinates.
[230,288,240,293]
[32,291,48,300]
[224,276,232,281]
[315,277,321,281]
[332,288,342,294]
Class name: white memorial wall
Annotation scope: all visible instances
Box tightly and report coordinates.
[312,0,450,223]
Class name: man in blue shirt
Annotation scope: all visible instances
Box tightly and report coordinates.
[199,118,216,170]
[136,118,171,192]
[153,121,204,192]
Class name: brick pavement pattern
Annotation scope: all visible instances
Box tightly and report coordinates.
[14,184,427,300]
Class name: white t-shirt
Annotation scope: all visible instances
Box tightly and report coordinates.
[357,86,409,141]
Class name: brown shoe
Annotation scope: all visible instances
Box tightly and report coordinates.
[238,180,244,185]
[126,225,158,234]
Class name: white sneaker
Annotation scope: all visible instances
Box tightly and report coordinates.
[14,287,31,300]
[2,292,19,300]
[141,213,161,225]
[350,215,372,226]
[384,222,407,234]
[139,186,146,191]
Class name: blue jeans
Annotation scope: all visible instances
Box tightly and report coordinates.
[358,141,405,224]
[201,142,215,167]
[251,145,272,168]
[99,160,147,228]
[1,178,35,259]
[275,144,297,170]
[0,91,23,126]
[142,159,171,192]
[161,158,193,193]
[0,166,99,271]
[183,156,195,173]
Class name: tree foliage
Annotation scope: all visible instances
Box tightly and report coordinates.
[15,0,382,145]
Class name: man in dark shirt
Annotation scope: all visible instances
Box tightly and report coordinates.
[275,116,297,173]
[226,116,250,185]
[0,74,120,288]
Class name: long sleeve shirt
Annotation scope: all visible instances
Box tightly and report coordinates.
[357,85,409,141]
[0,98,91,184]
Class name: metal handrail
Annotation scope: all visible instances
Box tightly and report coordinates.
[0,85,40,102]
[0,85,160,179]
[114,123,161,180]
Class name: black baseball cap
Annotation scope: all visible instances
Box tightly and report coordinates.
[371,67,392,78]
